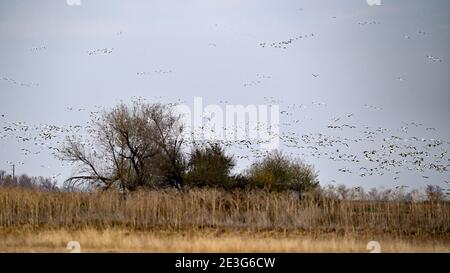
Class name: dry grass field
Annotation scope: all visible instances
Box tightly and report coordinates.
[1,228,449,253]
[0,187,449,252]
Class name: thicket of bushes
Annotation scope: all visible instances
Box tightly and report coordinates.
[0,143,321,196]
[55,100,320,195]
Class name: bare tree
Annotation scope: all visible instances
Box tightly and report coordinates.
[425,185,444,202]
[336,184,350,200]
[58,101,186,192]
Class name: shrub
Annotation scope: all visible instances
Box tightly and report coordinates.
[245,150,319,195]
[184,143,235,189]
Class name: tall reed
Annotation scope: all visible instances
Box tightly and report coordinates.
[0,187,448,234]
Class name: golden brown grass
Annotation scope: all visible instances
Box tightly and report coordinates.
[1,187,449,234]
[0,228,449,253]
[0,187,449,252]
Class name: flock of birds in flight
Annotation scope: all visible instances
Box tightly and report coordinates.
[87,48,114,56]
[177,94,449,197]
[3,97,442,197]
[29,45,47,52]
[0,6,448,195]
[427,55,443,63]
[259,33,315,50]
[1,75,39,88]
[137,69,174,76]
[243,73,272,87]
[358,20,380,26]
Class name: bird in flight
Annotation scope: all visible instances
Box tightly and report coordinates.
[312,74,319,78]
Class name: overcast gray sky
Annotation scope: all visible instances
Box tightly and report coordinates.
[1,0,449,190]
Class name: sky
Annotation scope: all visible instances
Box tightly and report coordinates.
[0,0,449,191]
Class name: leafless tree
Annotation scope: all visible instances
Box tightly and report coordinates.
[58,101,186,192]
[425,185,444,202]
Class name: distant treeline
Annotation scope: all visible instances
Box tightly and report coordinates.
[0,170,59,192]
